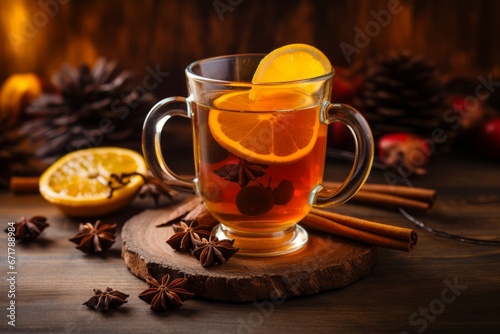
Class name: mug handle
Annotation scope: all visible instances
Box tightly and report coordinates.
[312,102,374,207]
[142,96,196,195]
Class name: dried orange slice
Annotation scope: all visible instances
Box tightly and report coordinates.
[39,147,147,217]
[208,90,320,164]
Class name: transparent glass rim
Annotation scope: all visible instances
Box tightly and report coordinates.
[185,53,335,87]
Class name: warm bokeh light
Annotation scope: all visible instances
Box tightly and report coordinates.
[0,0,499,90]
[3,1,31,61]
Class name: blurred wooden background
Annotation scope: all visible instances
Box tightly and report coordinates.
[1,0,499,96]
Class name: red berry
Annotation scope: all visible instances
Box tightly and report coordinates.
[476,118,500,161]
[331,66,364,103]
[332,76,355,103]
[378,133,431,175]
[447,95,494,135]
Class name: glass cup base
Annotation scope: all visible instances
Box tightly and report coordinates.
[213,223,309,257]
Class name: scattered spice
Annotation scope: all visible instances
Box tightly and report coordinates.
[155,196,203,227]
[166,219,212,252]
[83,287,129,312]
[138,275,194,311]
[158,199,238,266]
[192,235,239,267]
[213,159,268,187]
[181,203,218,228]
[5,216,49,241]
[105,172,175,205]
[138,182,174,206]
[107,172,145,199]
[69,220,117,254]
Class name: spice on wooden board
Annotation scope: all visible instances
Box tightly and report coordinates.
[166,219,212,252]
[192,234,239,267]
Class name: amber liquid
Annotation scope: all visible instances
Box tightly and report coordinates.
[192,91,327,235]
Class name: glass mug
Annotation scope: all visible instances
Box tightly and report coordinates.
[142,54,374,257]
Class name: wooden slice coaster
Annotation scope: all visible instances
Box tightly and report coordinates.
[121,205,378,302]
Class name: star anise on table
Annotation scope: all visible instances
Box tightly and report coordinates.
[213,158,268,187]
[166,219,212,252]
[83,287,129,312]
[5,216,49,241]
[138,275,194,312]
[69,220,116,254]
[192,235,239,267]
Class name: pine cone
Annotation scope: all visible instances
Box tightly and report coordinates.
[0,127,17,156]
[354,52,445,139]
[21,59,157,167]
[0,126,24,187]
[0,123,44,188]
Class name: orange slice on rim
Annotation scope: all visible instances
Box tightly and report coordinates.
[252,43,331,83]
[251,43,332,97]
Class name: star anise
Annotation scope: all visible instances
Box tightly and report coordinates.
[138,182,174,206]
[166,219,212,252]
[83,287,129,312]
[108,172,174,205]
[213,158,268,187]
[192,235,239,267]
[69,220,116,254]
[5,216,49,241]
[138,275,194,311]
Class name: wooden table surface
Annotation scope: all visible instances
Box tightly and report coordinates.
[1,153,499,334]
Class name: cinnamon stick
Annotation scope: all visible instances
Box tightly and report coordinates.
[323,181,436,211]
[304,208,417,252]
[324,181,436,203]
[350,190,431,211]
[183,203,218,228]
[356,183,436,203]
[9,177,39,194]
[9,174,165,194]
[310,208,417,242]
[155,196,203,227]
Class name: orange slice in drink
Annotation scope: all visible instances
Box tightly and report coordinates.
[208,44,331,164]
[39,147,147,216]
[208,90,320,164]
